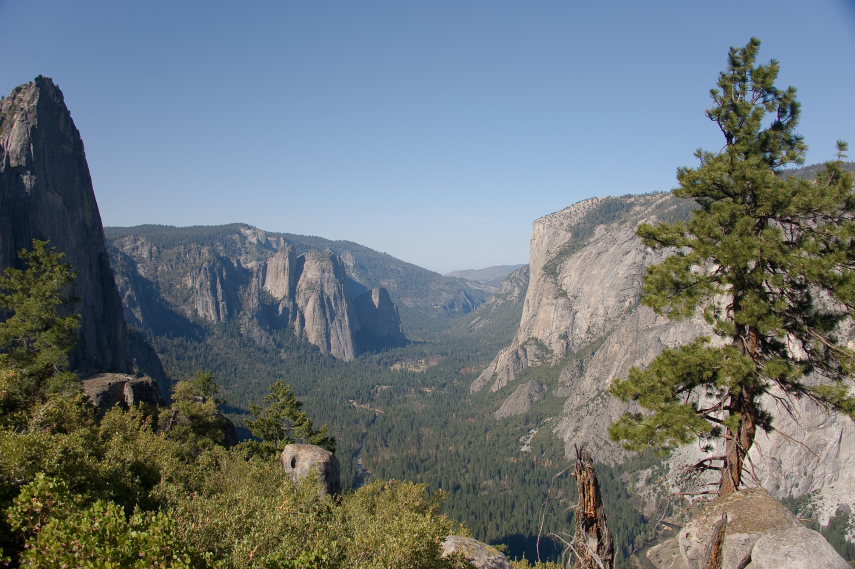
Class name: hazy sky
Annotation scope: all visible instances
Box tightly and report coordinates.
[2,1,854,274]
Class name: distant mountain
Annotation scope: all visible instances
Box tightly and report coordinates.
[106,224,487,316]
[783,160,855,179]
[466,265,529,334]
[106,224,489,360]
[446,264,527,287]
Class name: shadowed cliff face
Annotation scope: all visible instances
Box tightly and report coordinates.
[352,286,406,351]
[0,77,129,372]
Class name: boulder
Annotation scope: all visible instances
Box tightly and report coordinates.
[748,524,850,569]
[645,536,687,569]
[81,372,162,416]
[440,536,512,569]
[678,489,849,569]
[281,443,341,495]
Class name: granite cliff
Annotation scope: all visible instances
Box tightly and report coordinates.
[107,225,420,360]
[474,194,701,397]
[352,286,407,353]
[0,77,129,372]
[476,193,855,531]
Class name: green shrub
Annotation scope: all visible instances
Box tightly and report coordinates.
[167,451,342,568]
[7,473,79,538]
[21,500,212,568]
[166,452,468,569]
[342,479,464,569]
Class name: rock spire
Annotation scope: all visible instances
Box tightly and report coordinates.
[0,77,129,372]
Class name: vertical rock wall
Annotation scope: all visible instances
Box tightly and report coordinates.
[352,287,406,351]
[0,77,129,372]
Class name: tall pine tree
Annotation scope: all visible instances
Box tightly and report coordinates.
[609,38,855,495]
[0,240,80,424]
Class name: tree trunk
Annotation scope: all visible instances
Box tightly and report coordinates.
[720,378,758,494]
[719,324,761,495]
[573,445,614,569]
[702,513,728,569]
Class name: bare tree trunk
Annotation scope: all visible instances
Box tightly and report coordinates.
[702,513,728,569]
[573,445,614,569]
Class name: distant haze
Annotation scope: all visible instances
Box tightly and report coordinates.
[446,265,527,284]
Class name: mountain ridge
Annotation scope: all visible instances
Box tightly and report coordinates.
[446,264,527,285]
[105,223,488,317]
[105,222,487,361]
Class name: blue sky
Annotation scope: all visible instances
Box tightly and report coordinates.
[2,1,854,274]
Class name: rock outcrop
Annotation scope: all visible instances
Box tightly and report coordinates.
[645,537,687,569]
[262,247,368,358]
[291,251,359,360]
[442,289,480,314]
[743,384,855,528]
[493,379,544,419]
[186,255,246,323]
[678,489,849,569]
[107,223,487,319]
[473,194,705,459]
[473,194,699,396]
[468,265,529,332]
[281,443,341,495]
[81,372,163,416]
[352,287,406,351]
[440,536,513,569]
[0,77,129,372]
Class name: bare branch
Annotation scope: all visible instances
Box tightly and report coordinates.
[769,428,820,460]
[536,462,574,564]
[672,490,720,496]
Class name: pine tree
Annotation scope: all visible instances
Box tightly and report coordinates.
[609,38,855,495]
[0,240,80,422]
[245,380,335,456]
